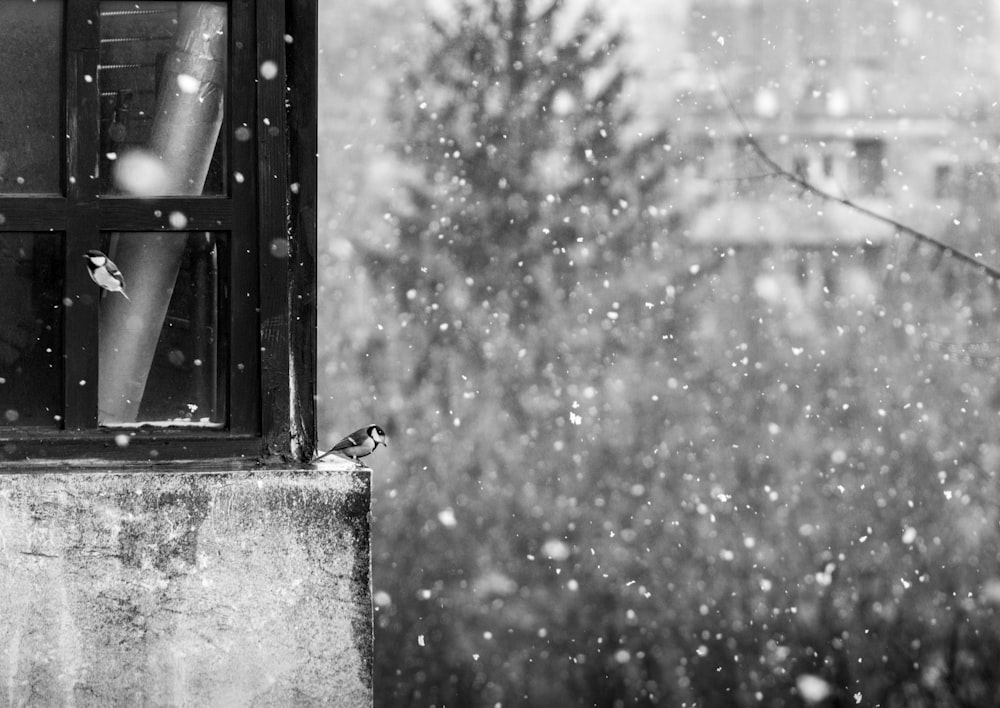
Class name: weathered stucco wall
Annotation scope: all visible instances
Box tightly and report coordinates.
[0,467,372,707]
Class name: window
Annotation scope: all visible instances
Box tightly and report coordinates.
[821,153,834,178]
[0,233,62,428]
[792,153,810,182]
[854,138,885,195]
[934,163,955,200]
[0,1,317,461]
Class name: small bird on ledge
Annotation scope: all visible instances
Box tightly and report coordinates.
[315,424,387,466]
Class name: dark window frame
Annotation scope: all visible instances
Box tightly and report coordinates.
[0,0,317,464]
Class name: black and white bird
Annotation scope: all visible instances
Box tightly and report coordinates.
[84,249,131,301]
[315,424,387,465]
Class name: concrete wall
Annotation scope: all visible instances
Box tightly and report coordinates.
[0,467,372,707]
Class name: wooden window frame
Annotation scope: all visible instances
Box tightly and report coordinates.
[0,0,317,464]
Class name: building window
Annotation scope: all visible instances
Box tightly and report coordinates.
[934,164,955,199]
[792,154,810,182]
[0,0,317,461]
[821,153,834,178]
[854,138,885,195]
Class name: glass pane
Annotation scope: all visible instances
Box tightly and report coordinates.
[99,2,227,196]
[97,232,226,426]
[0,234,63,427]
[0,1,63,194]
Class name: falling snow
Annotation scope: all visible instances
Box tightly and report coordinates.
[317,0,1000,705]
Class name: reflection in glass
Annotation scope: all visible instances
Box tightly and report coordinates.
[96,2,229,428]
[98,232,226,426]
[0,1,62,194]
[0,234,63,427]
[99,1,227,195]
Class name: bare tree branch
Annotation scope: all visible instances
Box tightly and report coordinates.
[719,88,1000,284]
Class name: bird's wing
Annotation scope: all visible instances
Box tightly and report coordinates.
[332,428,368,451]
[106,261,125,286]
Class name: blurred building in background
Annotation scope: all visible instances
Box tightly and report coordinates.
[625,0,1000,255]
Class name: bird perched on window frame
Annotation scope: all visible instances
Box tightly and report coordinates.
[315,424,387,465]
[83,249,131,301]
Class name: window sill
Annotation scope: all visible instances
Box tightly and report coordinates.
[0,437,367,470]
[0,454,372,705]
[0,431,263,465]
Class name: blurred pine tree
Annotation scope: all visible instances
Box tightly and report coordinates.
[363,1,677,705]
[372,0,668,326]
[326,1,1000,706]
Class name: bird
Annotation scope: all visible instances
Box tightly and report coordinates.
[83,249,131,301]
[315,424,387,465]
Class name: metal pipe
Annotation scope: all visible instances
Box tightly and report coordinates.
[98,2,226,424]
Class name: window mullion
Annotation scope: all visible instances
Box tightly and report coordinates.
[256,0,289,447]
[98,198,234,232]
[229,0,261,435]
[63,1,102,430]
